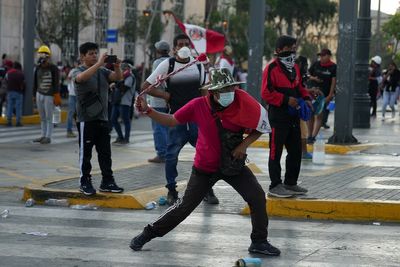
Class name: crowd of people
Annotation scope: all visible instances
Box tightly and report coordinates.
[1,33,400,256]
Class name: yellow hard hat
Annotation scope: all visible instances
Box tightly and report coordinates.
[38,45,51,55]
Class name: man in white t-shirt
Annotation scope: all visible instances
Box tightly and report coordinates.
[141,34,219,206]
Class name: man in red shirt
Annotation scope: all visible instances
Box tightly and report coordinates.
[131,68,280,256]
[261,35,312,198]
[5,62,25,126]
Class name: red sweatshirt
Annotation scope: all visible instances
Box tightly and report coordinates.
[261,58,310,123]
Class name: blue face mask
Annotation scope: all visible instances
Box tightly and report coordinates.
[217,92,235,107]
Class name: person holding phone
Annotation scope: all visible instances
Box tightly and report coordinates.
[72,42,124,196]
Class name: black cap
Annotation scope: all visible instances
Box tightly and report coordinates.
[275,35,297,50]
[317,48,332,56]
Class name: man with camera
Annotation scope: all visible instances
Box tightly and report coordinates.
[72,42,124,196]
[32,45,61,144]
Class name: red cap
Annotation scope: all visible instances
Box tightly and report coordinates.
[4,60,13,69]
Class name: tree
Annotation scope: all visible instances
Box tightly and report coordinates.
[119,1,164,83]
[266,0,337,43]
[382,13,400,60]
[36,0,93,56]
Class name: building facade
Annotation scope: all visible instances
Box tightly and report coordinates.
[0,0,206,66]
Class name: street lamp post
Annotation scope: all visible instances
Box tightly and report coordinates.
[23,0,36,116]
[247,0,265,102]
[328,0,358,144]
[353,0,372,128]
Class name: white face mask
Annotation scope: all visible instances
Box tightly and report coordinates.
[217,91,235,107]
[278,51,296,72]
[177,46,191,59]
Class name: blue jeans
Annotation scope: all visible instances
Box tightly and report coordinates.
[67,95,76,132]
[6,91,23,124]
[165,122,198,190]
[111,104,132,141]
[151,107,169,158]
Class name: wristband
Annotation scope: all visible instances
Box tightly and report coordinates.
[143,106,153,115]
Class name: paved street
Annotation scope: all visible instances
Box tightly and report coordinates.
[1,109,400,266]
[1,190,400,267]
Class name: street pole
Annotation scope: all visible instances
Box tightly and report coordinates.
[353,0,371,128]
[23,0,36,115]
[74,0,79,60]
[246,0,265,102]
[376,0,381,55]
[328,0,358,144]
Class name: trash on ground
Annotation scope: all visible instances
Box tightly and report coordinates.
[1,209,9,218]
[145,201,157,210]
[70,204,98,210]
[333,245,347,250]
[25,198,35,207]
[44,198,69,207]
[158,196,167,206]
[24,232,48,237]
[235,257,262,266]
[372,222,381,226]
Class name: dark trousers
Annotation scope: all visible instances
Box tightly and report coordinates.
[144,166,269,242]
[111,104,132,142]
[268,123,302,189]
[322,105,330,125]
[77,120,113,184]
[369,88,378,116]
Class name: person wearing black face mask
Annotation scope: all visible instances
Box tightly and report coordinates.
[261,35,312,198]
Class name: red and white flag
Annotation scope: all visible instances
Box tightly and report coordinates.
[173,15,225,54]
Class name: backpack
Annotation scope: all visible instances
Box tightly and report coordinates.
[165,57,205,90]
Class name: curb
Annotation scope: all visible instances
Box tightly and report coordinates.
[251,139,377,154]
[22,181,188,209]
[0,111,67,125]
[241,197,400,222]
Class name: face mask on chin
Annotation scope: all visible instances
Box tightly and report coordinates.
[217,91,235,107]
[177,46,191,59]
[278,51,296,72]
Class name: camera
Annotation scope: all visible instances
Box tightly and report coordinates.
[37,57,46,65]
[105,55,117,64]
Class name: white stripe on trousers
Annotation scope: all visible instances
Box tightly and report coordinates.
[79,121,85,185]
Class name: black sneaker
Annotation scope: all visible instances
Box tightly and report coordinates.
[307,136,316,144]
[80,177,96,196]
[130,231,153,251]
[112,137,124,144]
[248,240,281,256]
[203,188,219,204]
[322,123,330,129]
[99,181,124,193]
[167,190,178,205]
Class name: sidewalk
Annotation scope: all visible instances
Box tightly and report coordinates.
[19,109,400,223]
